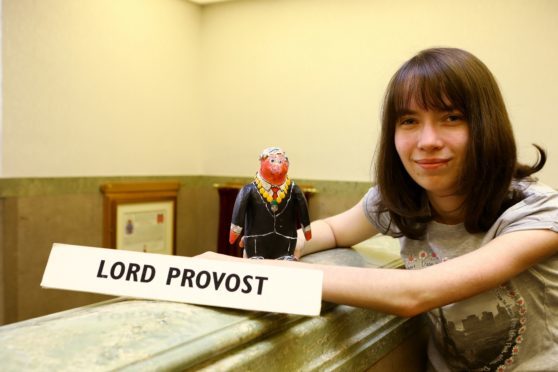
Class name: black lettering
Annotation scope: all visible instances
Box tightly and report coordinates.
[212,271,226,290]
[255,276,269,295]
[126,263,140,281]
[181,269,195,287]
[110,262,125,279]
[225,274,240,292]
[196,271,211,289]
[141,265,156,283]
[242,275,253,294]
[97,260,108,278]
[166,267,180,285]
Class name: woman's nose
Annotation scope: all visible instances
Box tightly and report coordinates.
[417,123,443,150]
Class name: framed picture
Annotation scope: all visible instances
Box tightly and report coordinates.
[101,182,179,255]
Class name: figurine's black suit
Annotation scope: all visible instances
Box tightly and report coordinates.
[230,181,311,259]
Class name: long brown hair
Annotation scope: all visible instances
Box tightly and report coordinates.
[374,48,545,239]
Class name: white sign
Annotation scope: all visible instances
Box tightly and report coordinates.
[41,243,323,316]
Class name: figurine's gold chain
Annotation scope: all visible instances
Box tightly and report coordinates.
[254,176,291,205]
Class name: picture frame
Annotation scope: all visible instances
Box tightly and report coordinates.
[101,181,179,255]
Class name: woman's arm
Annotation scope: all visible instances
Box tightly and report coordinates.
[320,228,558,317]
[204,228,558,318]
[295,198,379,258]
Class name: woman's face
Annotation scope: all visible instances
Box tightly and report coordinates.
[394,100,469,200]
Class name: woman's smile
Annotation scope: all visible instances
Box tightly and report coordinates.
[414,158,451,170]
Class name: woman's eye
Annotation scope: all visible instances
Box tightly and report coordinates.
[445,112,465,123]
[399,118,416,125]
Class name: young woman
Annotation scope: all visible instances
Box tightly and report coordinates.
[208,48,558,371]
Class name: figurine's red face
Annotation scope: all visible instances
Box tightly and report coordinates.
[259,154,289,185]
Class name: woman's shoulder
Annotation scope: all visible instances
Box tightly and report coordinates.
[362,186,401,236]
[362,185,381,217]
[490,180,558,236]
[511,179,558,204]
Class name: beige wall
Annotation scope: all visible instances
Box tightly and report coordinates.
[2,0,558,185]
[2,0,202,177]
[201,0,558,185]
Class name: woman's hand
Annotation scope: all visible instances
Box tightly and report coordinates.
[195,251,241,262]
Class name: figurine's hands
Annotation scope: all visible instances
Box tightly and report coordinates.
[229,223,243,245]
[229,230,240,245]
[303,226,312,241]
